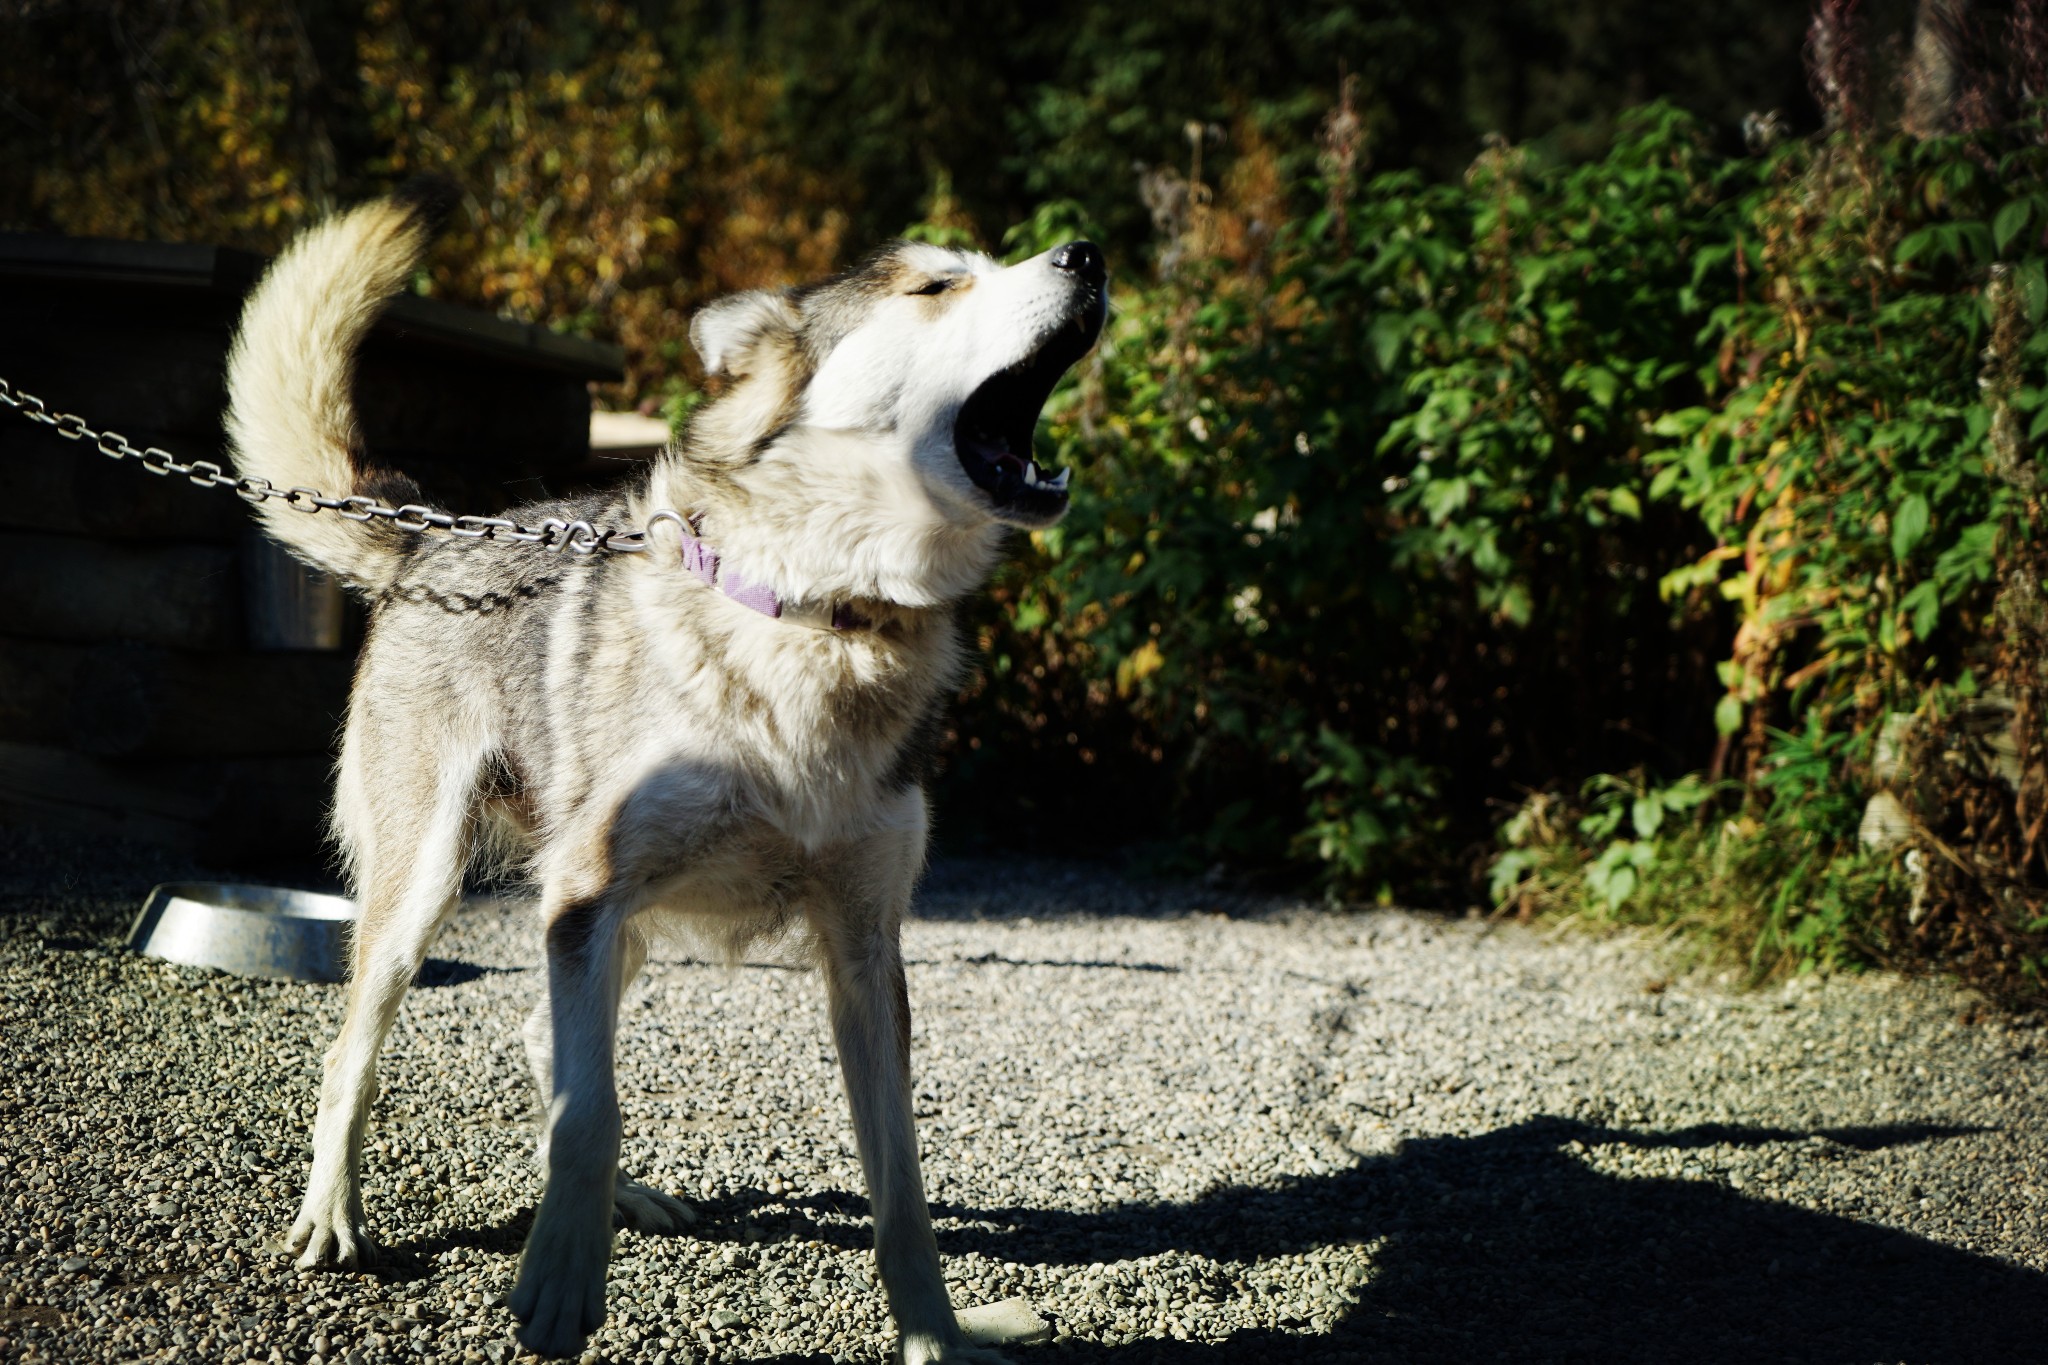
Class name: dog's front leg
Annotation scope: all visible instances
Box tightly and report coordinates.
[818,902,1008,1365]
[509,895,628,1358]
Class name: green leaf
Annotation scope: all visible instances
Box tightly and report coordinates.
[1958,221,1995,262]
[1368,312,1410,374]
[1609,487,1642,520]
[1660,776,1714,813]
[1995,199,2034,255]
[1421,476,1472,524]
[1902,579,1941,641]
[1892,493,1930,561]
[1583,366,1620,409]
[1631,795,1664,839]
[1966,405,1992,446]
[2020,259,2048,326]
[1895,227,1939,265]
[1488,849,1537,905]
[1648,406,1711,439]
[1497,581,1533,627]
[1601,862,1637,911]
[1715,694,1744,737]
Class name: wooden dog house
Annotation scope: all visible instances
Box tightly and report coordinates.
[0,235,625,864]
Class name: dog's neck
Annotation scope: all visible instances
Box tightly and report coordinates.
[636,431,1006,617]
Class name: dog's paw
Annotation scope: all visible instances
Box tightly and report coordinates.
[284,1207,376,1271]
[509,1201,613,1358]
[612,1178,697,1234]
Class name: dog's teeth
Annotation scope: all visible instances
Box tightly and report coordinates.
[1049,467,1070,491]
[1023,462,1043,489]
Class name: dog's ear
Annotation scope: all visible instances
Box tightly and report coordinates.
[690,290,799,379]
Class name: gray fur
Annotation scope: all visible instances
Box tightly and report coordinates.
[225,194,1103,1363]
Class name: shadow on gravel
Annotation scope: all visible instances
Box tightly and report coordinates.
[375,1189,805,1283]
[352,1118,2041,1362]
[412,957,528,988]
[916,1117,2045,1364]
[361,1208,536,1284]
[947,953,1183,974]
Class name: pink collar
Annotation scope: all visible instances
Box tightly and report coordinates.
[645,510,872,631]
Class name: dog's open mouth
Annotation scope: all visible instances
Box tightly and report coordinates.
[953,304,1102,516]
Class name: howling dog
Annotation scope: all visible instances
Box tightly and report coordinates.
[224,181,1105,1361]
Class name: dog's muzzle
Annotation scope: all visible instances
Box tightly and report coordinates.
[952,241,1106,521]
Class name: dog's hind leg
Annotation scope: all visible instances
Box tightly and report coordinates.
[811,803,1009,1365]
[286,738,479,1270]
[520,921,695,1233]
[509,883,636,1358]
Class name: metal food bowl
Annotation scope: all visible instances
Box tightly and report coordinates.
[128,883,356,984]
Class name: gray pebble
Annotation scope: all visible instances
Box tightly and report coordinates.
[3,838,2046,1362]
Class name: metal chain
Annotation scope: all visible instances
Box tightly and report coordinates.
[0,375,652,556]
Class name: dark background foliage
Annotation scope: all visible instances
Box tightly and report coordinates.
[4,0,2045,1001]
[2,1,1826,281]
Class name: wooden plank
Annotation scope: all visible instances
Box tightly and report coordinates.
[0,236,622,380]
[0,740,332,862]
[0,259,609,538]
[0,327,597,461]
[0,741,202,848]
[353,343,594,464]
[0,287,597,458]
[0,321,234,436]
[0,276,242,342]
[0,235,265,293]
[190,752,337,864]
[380,294,624,382]
[0,423,251,539]
[0,637,353,757]
[0,531,241,649]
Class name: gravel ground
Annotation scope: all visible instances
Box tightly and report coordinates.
[2,829,2046,1365]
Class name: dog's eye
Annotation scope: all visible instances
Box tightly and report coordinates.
[908,278,955,296]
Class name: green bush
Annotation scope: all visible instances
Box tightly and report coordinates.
[955,104,1740,884]
[8,0,2043,997]
[948,99,2048,999]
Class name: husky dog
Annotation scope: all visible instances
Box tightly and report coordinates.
[224,181,1105,1362]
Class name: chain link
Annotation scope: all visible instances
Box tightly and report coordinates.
[0,374,652,556]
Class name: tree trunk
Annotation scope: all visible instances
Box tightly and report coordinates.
[1902,0,1971,138]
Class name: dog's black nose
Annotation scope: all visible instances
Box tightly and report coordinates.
[1050,240,1104,283]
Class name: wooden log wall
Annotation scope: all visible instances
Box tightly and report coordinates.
[0,237,621,865]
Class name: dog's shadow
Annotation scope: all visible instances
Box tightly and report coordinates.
[371,1189,842,1286]
[412,957,526,988]
[365,1209,534,1283]
[727,1116,2048,1364]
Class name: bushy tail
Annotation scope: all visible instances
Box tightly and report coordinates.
[224,179,457,591]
